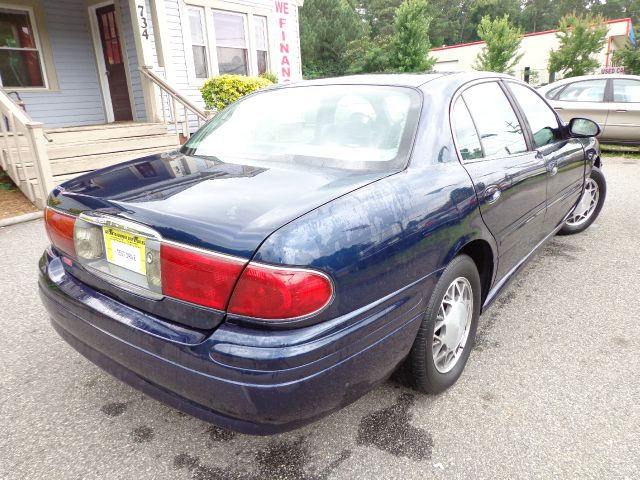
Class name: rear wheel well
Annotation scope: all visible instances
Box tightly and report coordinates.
[594,156,602,169]
[458,240,493,305]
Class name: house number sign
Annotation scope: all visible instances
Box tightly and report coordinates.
[137,4,149,39]
[133,0,154,65]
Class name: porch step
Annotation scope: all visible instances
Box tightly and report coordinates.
[43,122,180,185]
[19,145,177,182]
[46,122,169,144]
[47,133,179,161]
[6,122,180,208]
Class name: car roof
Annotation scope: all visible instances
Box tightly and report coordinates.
[539,74,640,92]
[272,71,515,89]
[279,73,445,88]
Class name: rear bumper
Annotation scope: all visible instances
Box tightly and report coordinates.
[39,249,427,434]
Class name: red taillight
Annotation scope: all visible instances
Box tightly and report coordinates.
[44,208,76,256]
[227,263,333,320]
[160,243,245,310]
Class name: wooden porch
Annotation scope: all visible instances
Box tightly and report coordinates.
[0,119,180,208]
[0,67,208,209]
[44,122,180,184]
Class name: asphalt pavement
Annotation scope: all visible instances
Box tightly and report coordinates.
[1,156,638,480]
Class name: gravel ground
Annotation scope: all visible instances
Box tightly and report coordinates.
[0,157,638,480]
[0,170,39,220]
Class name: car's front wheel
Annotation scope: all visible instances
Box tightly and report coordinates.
[410,254,481,394]
[559,167,606,235]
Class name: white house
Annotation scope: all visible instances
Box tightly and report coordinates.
[430,18,633,85]
[0,0,303,207]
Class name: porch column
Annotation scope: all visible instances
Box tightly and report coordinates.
[149,0,174,82]
[127,0,161,122]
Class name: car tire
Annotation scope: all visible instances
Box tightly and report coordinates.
[559,167,606,235]
[410,254,481,394]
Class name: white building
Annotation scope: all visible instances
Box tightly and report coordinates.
[431,18,633,85]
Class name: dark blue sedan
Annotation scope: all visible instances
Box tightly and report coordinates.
[39,73,606,434]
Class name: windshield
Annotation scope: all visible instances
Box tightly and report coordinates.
[182,85,422,171]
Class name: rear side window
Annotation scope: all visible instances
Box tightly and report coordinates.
[612,79,640,103]
[508,83,561,148]
[545,85,564,100]
[452,99,483,161]
[556,79,606,102]
[462,82,527,158]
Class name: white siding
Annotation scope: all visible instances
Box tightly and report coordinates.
[290,4,302,80]
[161,0,304,113]
[164,0,205,108]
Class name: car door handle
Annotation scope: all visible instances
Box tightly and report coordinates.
[554,107,563,110]
[615,109,627,113]
[484,185,501,204]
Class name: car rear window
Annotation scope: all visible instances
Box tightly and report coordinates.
[613,79,640,103]
[182,85,422,171]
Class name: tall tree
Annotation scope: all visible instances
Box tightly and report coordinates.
[463,0,521,42]
[591,0,640,23]
[473,15,524,74]
[344,0,401,73]
[343,34,392,73]
[299,0,363,78]
[612,27,640,74]
[388,0,437,72]
[357,0,404,37]
[520,0,560,33]
[427,0,469,46]
[548,14,608,78]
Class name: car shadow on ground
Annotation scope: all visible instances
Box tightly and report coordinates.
[81,356,433,480]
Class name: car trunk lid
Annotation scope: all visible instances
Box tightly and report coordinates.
[48,153,391,330]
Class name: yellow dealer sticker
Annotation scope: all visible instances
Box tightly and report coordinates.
[104,227,146,275]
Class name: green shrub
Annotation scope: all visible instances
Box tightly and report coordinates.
[259,71,278,83]
[200,74,274,111]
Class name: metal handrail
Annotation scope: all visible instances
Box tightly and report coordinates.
[0,87,53,208]
[139,66,210,140]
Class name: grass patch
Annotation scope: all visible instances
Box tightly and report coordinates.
[601,144,640,159]
[0,168,18,191]
[601,150,640,159]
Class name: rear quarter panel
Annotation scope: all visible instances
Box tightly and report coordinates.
[251,161,493,325]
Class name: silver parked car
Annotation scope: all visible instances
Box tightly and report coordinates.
[538,74,640,144]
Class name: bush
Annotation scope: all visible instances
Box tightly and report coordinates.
[200,75,274,111]
[259,71,279,83]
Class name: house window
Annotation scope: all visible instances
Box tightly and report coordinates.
[188,7,208,79]
[0,7,45,88]
[254,16,268,75]
[213,11,248,75]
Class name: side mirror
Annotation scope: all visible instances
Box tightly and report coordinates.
[568,118,601,138]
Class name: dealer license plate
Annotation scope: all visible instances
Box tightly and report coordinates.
[103,227,147,275]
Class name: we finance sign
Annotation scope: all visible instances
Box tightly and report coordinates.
[274,0,297,82]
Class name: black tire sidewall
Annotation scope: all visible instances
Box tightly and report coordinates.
[559,167,606,235]
[410,254,481,394]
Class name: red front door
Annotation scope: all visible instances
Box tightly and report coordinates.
[96,5,133,122]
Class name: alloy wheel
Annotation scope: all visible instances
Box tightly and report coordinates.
[566,178,599,227]
[432,277,473,374]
